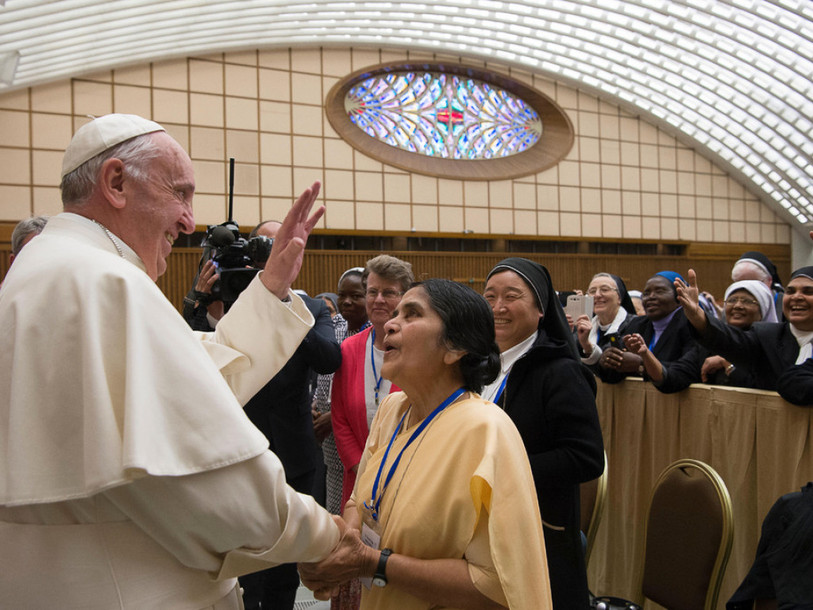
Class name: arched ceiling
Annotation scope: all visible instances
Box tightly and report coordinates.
[2,0,811,236]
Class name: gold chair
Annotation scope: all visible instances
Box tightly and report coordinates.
[637,458,734,610]
[580,450,608,567]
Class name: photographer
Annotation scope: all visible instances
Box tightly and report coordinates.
[182,220,275,331]
[183,259,223,330]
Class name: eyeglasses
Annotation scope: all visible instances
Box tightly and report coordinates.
[366,288,403,300]
[587,286,618,296]
[724,297,759,307]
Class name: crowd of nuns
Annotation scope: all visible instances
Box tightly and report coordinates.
[566,251,813,407]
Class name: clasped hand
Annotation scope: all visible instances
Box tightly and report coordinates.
[600,346,625,369]
[298,515,378,600]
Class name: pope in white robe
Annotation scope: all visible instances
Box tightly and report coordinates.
[0,114,340,609]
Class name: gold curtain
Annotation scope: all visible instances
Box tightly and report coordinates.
[589,379,813,608]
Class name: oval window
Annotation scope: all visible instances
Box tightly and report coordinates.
[326,62,574,180]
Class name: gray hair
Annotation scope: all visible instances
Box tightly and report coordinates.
[11,215,49,254]
[590,272,618,287]
[363,254,414,293]
[59,133,163,207]
[731,260,771,284]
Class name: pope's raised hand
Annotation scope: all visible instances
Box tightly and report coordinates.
[260,181,324,299]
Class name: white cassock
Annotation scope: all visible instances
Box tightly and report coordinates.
[0,213,339,609]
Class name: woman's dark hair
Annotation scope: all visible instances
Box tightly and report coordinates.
[419,278,501,393]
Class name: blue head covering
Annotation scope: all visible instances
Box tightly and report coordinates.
[655,270,685,285]
[655,270,685,298]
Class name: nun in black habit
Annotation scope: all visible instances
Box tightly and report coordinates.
[575,272,638,375]
[677,266,813,399]
[482,257,605,610]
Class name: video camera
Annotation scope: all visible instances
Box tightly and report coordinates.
[197,159,273,308]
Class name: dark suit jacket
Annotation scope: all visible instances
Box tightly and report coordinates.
[656,341,759,394]
[244,296,342,481]
[499,328,605,610]
[728,483,813,609]
[777,359,813,406]
[693,316,799,391]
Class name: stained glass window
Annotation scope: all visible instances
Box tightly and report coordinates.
[326,62,573,180]
[344,72,542,160]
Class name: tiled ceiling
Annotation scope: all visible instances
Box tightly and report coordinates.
[1,0,811,234]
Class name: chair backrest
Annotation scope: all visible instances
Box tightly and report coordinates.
[580,450,608,567]
[639,459,734,610]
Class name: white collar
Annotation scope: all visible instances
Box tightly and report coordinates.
[500,331,538,374]
[588,307,628,346]
[789,324,813,346]
[65,212,146,272]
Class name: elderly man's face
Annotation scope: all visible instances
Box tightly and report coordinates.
[122,132,195,280]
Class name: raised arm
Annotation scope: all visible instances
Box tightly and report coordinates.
[675,268,707,332]
[260,181,324,299]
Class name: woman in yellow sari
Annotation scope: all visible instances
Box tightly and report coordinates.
[300,279,552,610]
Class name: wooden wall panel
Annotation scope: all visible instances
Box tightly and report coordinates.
[293,250,765,308]
[1,242,791,315]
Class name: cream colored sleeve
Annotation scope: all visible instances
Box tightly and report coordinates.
[465,510,509,607]
[103,452,340,579]
[197,276,315,405]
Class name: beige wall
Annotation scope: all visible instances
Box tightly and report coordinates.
[0,46,790,245]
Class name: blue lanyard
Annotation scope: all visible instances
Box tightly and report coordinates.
[365,387,465,522]
[493,374,508,405]
[370,329,383,406]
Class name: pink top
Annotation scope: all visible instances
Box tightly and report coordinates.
[331,326,400,509]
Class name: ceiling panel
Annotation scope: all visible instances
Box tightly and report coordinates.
[1,0,811,233]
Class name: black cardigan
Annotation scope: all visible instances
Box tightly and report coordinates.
[775,358,813,405]
[693,315,800,391]
[499,328,605,610]
[655,342,759,394]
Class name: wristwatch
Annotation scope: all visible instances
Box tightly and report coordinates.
[372,548,392,588]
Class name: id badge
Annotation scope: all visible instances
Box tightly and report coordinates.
[359,523,381,590]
